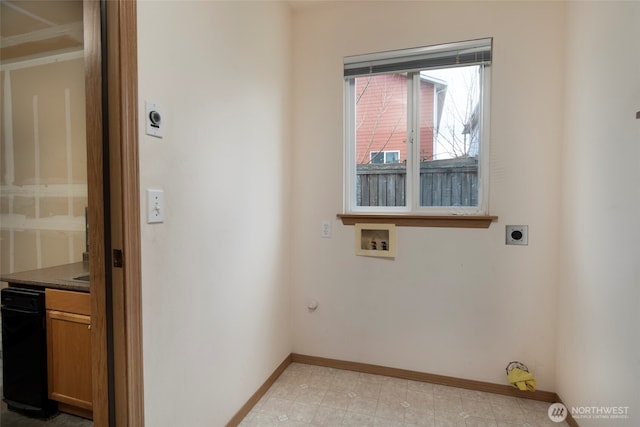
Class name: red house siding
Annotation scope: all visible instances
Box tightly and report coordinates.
[355,74,435,164]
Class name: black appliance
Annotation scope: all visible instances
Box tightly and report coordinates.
[1,287,57,418]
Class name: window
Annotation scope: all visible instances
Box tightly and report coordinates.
[370,150,400,164]
[344,38,492,214]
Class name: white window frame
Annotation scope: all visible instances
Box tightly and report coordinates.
[343,39,492,215]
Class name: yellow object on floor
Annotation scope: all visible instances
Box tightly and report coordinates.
[507,367,537,391]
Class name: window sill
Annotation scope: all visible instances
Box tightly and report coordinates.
[337,214,498,228]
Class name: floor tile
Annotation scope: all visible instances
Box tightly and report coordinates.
[459,389,492,402]
[464,416,498,427]
[348,397,378,415]
[434,395,463,413]
[320,389,352,410]
[239,363,569,427]
[461,398,494,419]
[404,406,435,426]
[352,382,382,400]
[342,411,375,426]
[407,389,434,408]
[374,398,406,423]
[290,402,318,423]
[296,386,327,405]
[312,405,345,426]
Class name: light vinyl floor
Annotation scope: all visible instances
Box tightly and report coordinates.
[240,363,569,427]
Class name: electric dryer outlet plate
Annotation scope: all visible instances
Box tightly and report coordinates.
[506,225,528,245]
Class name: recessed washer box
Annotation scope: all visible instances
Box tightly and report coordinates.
[506,225,528,245]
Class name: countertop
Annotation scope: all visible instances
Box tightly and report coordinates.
[0,262,90,293]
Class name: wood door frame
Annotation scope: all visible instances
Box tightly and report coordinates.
[86,0,144,425]
[85,0,109,423]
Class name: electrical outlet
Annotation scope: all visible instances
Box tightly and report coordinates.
[321,220,331,238]
[506,225,528,245]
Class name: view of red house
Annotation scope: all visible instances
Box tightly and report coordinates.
[355,73,446,164]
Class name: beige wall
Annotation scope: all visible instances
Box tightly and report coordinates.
[137,1,292,425]
[290,1,565,389]
[136,1,639,424]
[1,57,87,274]
[558,2,640,425]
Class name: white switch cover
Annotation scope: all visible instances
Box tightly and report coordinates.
[321,220,331,238]
[145,101,164,138]
[147,189,165,223]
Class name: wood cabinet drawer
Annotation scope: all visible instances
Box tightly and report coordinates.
[45,288,90,316]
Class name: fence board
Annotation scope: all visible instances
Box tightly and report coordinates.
[356,158,478,207]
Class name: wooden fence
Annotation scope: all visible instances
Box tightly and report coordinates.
[356,157,478,207]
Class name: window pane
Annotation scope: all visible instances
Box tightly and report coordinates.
[370,151,384,164]
[355,74,408,207]
[385,151,399,163]
[418,66,480,207]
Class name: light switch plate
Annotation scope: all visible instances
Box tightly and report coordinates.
[147,189,165,223]
[321,220,331,238]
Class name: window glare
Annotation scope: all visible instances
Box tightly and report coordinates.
[421,66,481,161]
